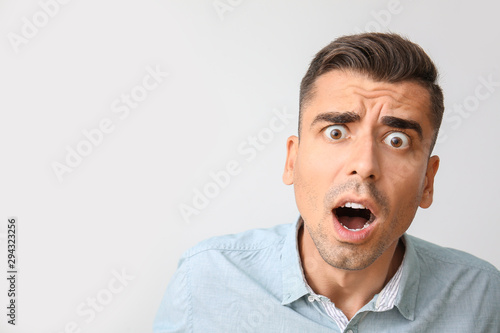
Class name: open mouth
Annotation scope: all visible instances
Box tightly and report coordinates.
[334,202,376,232]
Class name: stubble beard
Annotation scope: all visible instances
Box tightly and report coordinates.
[305,220,391,271]
[304,179,422,271]
[306,180,392,271]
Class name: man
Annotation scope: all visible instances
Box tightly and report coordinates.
[154,33,500,332]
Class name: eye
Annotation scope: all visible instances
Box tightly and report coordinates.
[324,125,348,141]
[383,132,410,148]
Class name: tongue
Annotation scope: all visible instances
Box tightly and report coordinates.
[338,216,367,230]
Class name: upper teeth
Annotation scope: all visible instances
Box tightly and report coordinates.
[342,202,366,209]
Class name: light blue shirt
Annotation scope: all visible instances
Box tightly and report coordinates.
[154,219,500,332]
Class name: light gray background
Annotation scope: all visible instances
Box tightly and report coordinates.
[1,1,499,332]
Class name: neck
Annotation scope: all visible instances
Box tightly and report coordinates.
[298,225,404,320]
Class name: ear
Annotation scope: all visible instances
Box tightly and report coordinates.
[283,136,299,185]
[419,155,440,209]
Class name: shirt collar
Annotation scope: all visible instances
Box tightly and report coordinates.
[280,217,309,305]
[280,217,420,321]
[374,250,405,311]
[394,234,420,321]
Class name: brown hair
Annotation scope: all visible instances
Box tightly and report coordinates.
[299,32,444,152]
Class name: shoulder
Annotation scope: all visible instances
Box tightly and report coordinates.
[404,235,500,329]
[181,223,292,260]
[406,234,500,279]
[172,223,293,303]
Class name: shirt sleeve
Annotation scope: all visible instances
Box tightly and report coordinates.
[480,271,500,332]
[153,257,192,333]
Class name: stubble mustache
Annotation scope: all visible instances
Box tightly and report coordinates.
[323,179,390,217]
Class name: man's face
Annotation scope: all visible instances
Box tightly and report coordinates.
[283,70,439,271]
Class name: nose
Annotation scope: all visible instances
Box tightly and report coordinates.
[344,136,381,181]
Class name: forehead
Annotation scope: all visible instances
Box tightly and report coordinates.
[305,70,433,127]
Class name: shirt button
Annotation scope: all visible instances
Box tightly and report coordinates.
[346,330,354,333]
[307,295,315,302]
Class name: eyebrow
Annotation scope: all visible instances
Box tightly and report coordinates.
[310,112,423,139]
[310,111,361,128]
[381,116,423,139]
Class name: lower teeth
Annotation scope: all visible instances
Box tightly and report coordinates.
[341,221,370,231]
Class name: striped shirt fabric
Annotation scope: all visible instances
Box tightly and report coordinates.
[306,258,405,331]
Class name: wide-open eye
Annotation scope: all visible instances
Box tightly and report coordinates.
[324,125,348,141]
[383,132,410,148]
